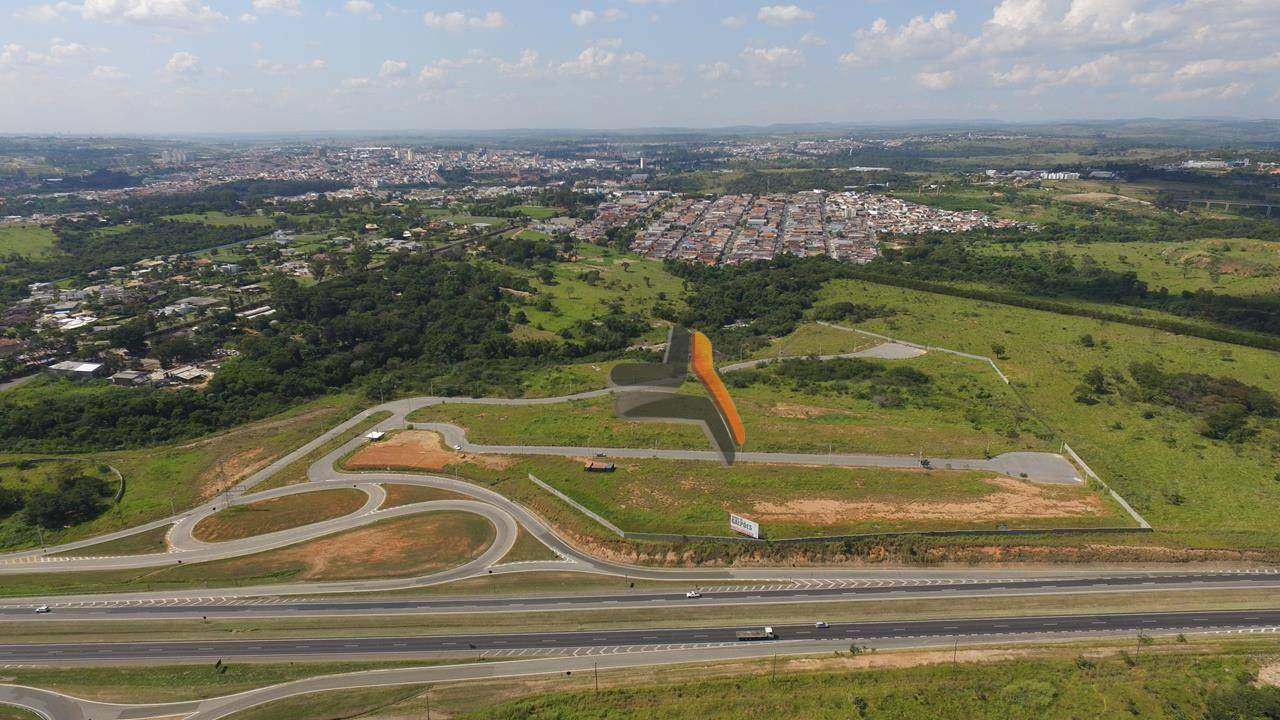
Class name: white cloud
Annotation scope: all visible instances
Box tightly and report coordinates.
[89,64,128,79]
[495,49,541,76]
[14,2,77,22]
[423,10,505,31]
[256,58,289,75]
[757,5,813,25]
[571,8,621,26]
[164,50,201,77]
[344,0,374,12]
[1,38,102,67]
[698,60,736,82]
[914,70,955,90]
[81,0,227,29]
[990,63,1034,86]
[840,11,961,67]
[720,15,746,28]
[1158,81,1250,102]
[338,76,372,90]
[1035,53,1123,87]
[799,32,825,47]
[740,46,803,69]
[1174,52,1280,80]
[252,0,300,15]
[300,58,326,70]
[239,12,256,22]
[379,59,408,78]
[418,64,446,82]
[558,46,616,79]
[0,44,25,67]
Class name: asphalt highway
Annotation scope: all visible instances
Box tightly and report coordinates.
[3,609,1279,663]
[5,571,1280,620]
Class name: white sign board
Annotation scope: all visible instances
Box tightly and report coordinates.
[729,513,760,539]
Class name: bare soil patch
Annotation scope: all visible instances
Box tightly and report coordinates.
[346,431,512,471]
[772,403,839,419]
[196,447,267,499]
[192,488,367,543]
[750,476,1103,524]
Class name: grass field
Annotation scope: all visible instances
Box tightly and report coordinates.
[497,528,559,563]
[820,279,1280,550]
[256,410,391,491]
[0,511,494,596]
[410,349,1050,458]
[744,322,878,360]
[163,211,276,228]
[513,243,685,336]
[980,237,1280,296]
[0,661,451,703]
[191,488,367,542]
[0,392,364,551]
[0,706,40,720]
[378,483,471,509]
[0,224,57,260]
[50,524,171,557]
[511,204,561,219]
[455,650,1261,720]
[223,686,422,720]
[491,456,1125,538]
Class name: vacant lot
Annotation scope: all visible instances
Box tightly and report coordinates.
[410,351,1050,458]
[379,483,472,509]
[192,488,366,542]
[821,278,1280,550]
[0,223,57,260]
[498,457,1124,539]
[347,431,511,472]
[981,237,1280,296]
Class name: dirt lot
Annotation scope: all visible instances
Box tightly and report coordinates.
[750,476,1104,524]
[346,431,512,472]
[192,488,367,542]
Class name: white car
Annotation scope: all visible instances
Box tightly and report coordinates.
[814,620,829,628]
[34,605,50,614]
[452,444,462,451]
[685,590,702,599]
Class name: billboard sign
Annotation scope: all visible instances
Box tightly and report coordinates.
[729,513,760,539]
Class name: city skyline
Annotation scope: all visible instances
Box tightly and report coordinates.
[2,0,1280,134]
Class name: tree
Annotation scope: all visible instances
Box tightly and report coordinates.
[1083,366,1108,395]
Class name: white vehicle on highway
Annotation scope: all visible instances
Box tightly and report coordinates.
[685,590,702,599]
[814,620,829,628]
[34,604,50,614]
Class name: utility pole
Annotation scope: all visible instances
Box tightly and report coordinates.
[772,652,778,681]
[594,661,599,693]
[952,638,958,667]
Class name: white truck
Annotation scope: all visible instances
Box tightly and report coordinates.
[735,626,776,641]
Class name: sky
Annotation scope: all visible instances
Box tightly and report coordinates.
[1,0,1278,134]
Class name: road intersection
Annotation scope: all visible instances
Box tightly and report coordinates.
[0,365,1275,717]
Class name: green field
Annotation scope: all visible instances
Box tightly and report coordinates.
[0,387,363,551]
[510,243,685,336]
[511,204,561,219]
[458,651,1263,720]
[744,322,878,360]
[163,211,276,228]
[465,456,1126,538]
[411,350,1050,458]
[511,228,550,241]
[819,279,1280,550]
[981,237,1280,296]
[0,224,57,260]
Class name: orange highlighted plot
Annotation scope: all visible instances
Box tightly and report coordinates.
[689,330,746,447]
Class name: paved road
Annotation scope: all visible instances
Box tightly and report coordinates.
[717,341,926,373]
[3,609,1278,664]
[3,570,1280,621]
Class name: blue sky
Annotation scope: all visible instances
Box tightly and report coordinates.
[1,1,1278,133]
